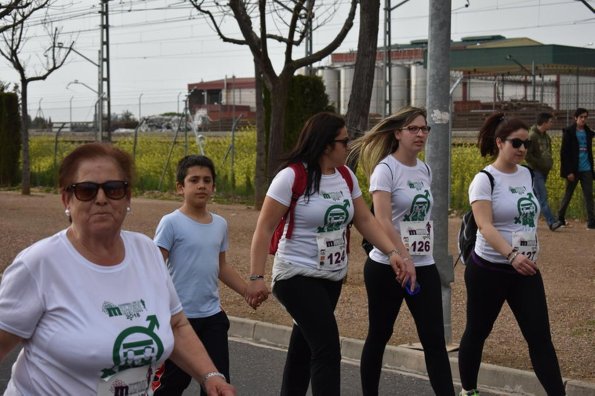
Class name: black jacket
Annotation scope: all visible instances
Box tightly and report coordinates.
[560,123,594,178]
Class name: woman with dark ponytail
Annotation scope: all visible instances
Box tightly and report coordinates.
[457,113,565,396]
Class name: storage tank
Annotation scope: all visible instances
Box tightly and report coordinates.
[410,63,427,108]
[340,67,355,114]
[369,65,385,115]
[391,65,409,112]
[319,68,340,112]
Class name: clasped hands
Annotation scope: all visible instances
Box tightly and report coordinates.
[245,280,270,310]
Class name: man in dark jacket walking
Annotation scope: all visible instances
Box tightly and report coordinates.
[557,108,595,229]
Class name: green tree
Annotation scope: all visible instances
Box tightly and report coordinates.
[0,91,21,186]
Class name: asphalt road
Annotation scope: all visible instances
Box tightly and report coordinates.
[0,338,505,395]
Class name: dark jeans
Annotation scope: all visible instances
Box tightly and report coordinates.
[557,171,594,225]
[273,275,343,396]
[360,260,454,396]
[458,259,565,395]
[533,170,556,225]
[153,310,230,396]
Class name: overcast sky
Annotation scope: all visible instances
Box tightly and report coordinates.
[0,0,593,123]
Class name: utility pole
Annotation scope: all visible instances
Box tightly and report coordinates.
[425,0,454,344]
[383,0,411,117]
[100,0,111,141]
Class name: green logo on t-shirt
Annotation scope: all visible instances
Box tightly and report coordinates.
[514,193,538,227]
[318,199,351,233]
[101,315,164,379]
[404,190,431,222]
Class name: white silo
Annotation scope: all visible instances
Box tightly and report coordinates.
[319,68,340,112]
[369,65,385,115]
[411,63,427,108]
[391,65,410,112]
[340,67,355,114]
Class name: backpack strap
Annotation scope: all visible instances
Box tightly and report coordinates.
[479,169,495,193]
[336,165,354,193]
[284,162,308,239]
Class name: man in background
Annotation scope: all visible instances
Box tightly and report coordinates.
[556,108,595,230]
[526,112,562,231]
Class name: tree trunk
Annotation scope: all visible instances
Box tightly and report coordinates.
[253,59,266,209]
[20,79,30,195]
[345,0,380,167]
[266,74,291,181]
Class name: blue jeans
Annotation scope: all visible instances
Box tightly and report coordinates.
[533,170,556,225]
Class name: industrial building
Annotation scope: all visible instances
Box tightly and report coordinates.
[187,36,595,130]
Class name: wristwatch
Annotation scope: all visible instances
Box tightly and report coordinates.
[249,274,264,281]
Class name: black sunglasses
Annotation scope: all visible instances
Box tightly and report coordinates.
[506,138,532,149]
[66,180,129,201]
[333,137,350,147]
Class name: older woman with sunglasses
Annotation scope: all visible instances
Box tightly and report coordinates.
[0,143,235,396]
[457,113,565,396]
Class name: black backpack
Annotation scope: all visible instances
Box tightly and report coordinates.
[455,170,494,267]
[455,166,534,267]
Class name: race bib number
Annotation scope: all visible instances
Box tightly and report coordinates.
[399,220,433,256]
[316,229,347,271]
[98,366,154,396]
[512,230,539,262]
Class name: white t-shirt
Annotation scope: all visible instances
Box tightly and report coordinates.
[267,165,362,282]
[469,164,540,264]
[154,209,228,318]
[0,230,182,395]
[368,155,435,267]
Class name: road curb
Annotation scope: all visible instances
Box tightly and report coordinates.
[229,316,595,395]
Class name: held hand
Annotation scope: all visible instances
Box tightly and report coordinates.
[245,280,270,310]
[511,253,538,276]
[567,173,575,182]
[389,253,416,289]
[203,376,236,395]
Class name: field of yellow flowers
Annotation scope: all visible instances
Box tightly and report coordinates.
[27,130,587,219]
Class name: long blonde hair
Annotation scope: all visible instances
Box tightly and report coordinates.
[348,106,427,178]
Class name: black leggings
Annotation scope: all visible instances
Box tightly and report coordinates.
[153,310,230,396]
[273,275,343,396]
[360,259,454,396]
[458,259,565,395]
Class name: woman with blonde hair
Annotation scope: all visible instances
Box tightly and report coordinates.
[348,106,454,395]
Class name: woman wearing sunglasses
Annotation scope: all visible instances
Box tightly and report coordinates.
[348,107,454,396]
[0,143,235,396]
[246,112,415,396]
[458,113,565,396]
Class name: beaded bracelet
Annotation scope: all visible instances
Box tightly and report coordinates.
[203,371,226,384]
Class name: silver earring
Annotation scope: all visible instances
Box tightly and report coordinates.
[65,208,71,217]
[126,206,131,214]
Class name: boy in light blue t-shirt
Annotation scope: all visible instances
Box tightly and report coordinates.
[152,155,260,395]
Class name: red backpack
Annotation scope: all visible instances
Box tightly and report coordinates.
[268,162,355,255]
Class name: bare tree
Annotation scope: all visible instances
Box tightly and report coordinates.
[190,0,357,206]
[345,0,380,161]
[0,8,73,195]
[0,0,49,34]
